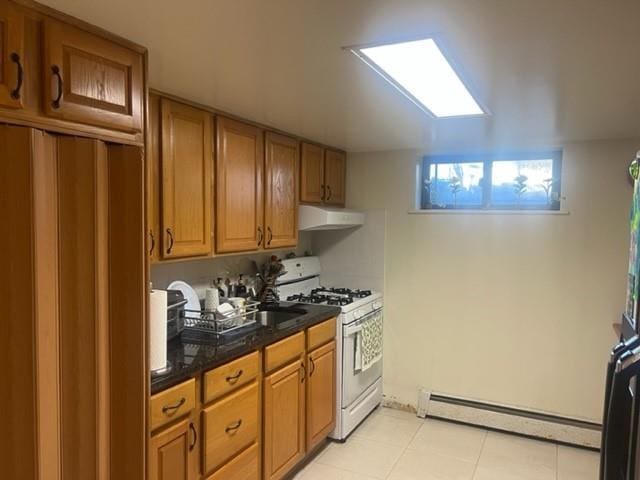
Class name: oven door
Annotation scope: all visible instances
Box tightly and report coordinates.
[342,309,383,408]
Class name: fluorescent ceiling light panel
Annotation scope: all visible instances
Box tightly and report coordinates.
[350,38,485,118]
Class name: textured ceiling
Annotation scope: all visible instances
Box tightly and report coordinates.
[42,0,640,152]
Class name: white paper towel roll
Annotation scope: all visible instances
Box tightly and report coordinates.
[205,287,220,312]
[150,289,168,372]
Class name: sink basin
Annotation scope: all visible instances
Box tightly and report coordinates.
[256,310,302,326]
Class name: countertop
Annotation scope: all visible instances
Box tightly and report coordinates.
[150,302,341,394]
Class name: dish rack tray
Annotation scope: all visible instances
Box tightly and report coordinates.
[183,300,260,337]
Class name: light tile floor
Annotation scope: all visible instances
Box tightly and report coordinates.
[294,407,599,480]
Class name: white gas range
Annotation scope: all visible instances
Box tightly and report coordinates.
[277,257,383,441]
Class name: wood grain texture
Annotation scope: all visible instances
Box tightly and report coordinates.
[32,130,61,480]
[324,149,346,206]
[264,331,305,374]
[150,378,196,432]
[306,340,336,451]
[107,144,146,480]
[299,142,324,204]
[306,317,336,351]
[160,98,212,258]
[42,17,143,132]
[263,360,306,480]
[148,418,192,480]
[202,382,259,474]
[203,351,260,404]
[215,116,264,253]
[264,131,298,249]
[0,126,40,480]
[0,1,24,108]
[57,136,109,480]
[205,442,259,480]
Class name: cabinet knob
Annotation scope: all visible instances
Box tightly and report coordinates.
[257,226,263,246]
[189,422,197,451]
[166,228,175,254]
[161,397,186,415]
[300,362,306,383]
[225,419,242,434]
[149,230,155,256]
[267,226,273,246]
[326,185,332,200]
[321,184,326,201]
[309,357,316,377]
[225,369,243,384]
[10,53,23,100]
[51,65,63,109]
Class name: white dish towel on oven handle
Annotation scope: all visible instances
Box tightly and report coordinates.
[353,311,383,373]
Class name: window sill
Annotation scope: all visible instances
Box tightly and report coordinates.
[407,209,570,216]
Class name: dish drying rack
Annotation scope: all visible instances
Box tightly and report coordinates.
[183,300,260,338]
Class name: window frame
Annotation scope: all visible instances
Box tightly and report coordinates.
[421,150,563,211]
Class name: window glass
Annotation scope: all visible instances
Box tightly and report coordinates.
[491,159,555,207]
[428,162,483,207]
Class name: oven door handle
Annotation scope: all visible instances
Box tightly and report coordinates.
[345,324,363,337]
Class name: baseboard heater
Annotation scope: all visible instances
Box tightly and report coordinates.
[425,393,601,449]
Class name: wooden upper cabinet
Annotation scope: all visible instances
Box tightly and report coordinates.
[160,99,212,259]
[42,18,144,133]
[215,116,264,253]
[300,142,324,204]
[324,149,346,206]
[306,340,336,451]
[265,132,298,249]
[263,360,306,480]
[0,1,24,109]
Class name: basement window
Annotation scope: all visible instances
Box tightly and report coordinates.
[346,38,486,118]
[421,151,562,210]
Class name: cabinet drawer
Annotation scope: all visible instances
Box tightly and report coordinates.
[264,331,305,373]
[307,318,336,351]
[150,378,196,431]
[205,443,259,480]
[204,351,260,403]
[203,382,259,474]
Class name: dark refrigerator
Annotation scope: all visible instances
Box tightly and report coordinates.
[601,152,640,480]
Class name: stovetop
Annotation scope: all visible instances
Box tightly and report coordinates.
[286,287,373,307]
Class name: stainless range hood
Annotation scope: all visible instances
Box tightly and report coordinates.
[298,205,365,231]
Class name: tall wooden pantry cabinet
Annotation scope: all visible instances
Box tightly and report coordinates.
[0,1,147,479]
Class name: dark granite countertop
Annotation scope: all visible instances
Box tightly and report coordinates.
[150,302,341,394]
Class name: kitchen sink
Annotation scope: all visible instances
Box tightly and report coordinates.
[256,308,306,326]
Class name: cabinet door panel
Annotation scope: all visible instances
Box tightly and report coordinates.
[307,341,336,450]
[215,116,263,253]
[324,149,346,206]
[42,19,143,132]
[149,419,193,480]
[263,360,305,480]
[161,99,212,258]
[300,142,324,204]
[265,132,298,249]
[0,1,23,108]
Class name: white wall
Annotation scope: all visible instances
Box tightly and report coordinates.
[311,210,386,292]
[346,139,640,422]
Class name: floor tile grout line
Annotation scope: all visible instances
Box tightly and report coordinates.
[470,429,489,480]
[382,413,427,479]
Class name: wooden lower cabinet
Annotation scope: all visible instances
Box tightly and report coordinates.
[149,418,198,480]
[306,340,337,451]
[149,320,338,480]
[202,382,259,474]
[263,359,306,480]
